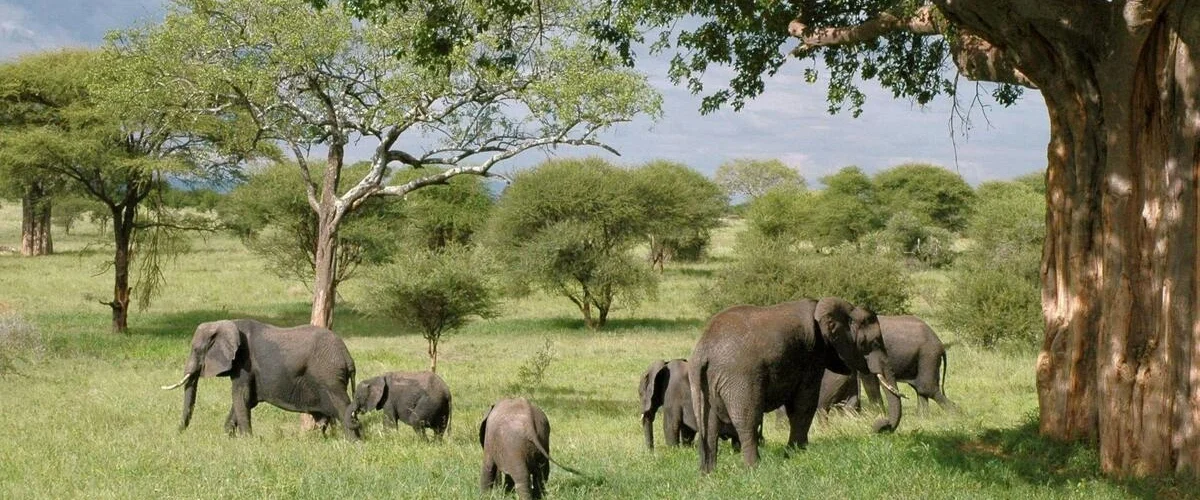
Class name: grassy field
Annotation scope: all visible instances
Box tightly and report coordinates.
[0,202,1186,499]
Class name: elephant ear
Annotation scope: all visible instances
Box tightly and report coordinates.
[478,404,495,448]
[366,377,389,410]
[639,360,668,415]
[815,297,855,375]
[200,320,240,377]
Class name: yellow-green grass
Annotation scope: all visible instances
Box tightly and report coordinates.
[0,202,1184,499]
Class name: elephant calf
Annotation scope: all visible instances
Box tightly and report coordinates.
[480,398,582,500]
[639,358,753,450]
[351,371,452,439]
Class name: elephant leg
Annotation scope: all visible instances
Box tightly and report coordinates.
[532,456,549,500]
[509,465,535,500]
[663,409,681,447]
[480,455,499,493]
[724,386,764,468]
[224,409,236,435]
[230,380,253,436]
[785,370,824,449]
[317,384,359,441]
[414,426,429,441]
[858,371,885,410]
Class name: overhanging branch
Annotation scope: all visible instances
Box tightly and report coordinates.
[787,5,1035,88]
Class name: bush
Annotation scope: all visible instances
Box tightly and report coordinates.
[862,211,957,268]
[702,235,911,315]
[355,245,500,372]
[940,262,1043,349]
[0,312,44,376]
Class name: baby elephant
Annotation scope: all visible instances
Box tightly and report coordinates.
[480,398,581,500]
[351,371,452,439]
[639,358,754,450]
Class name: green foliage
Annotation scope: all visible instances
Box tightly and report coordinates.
[590,1,1023,116]
[873,163,975,232]
[355,245,499,371]
[219,162,404,287]
[487,157,658,329]
[939,180,1045,349]
[629,160,727,267]
[744,185,811,243]
[0,311,43,377]
[388,169,494,251]
[50,196,102,235]
[864,211,957,268]
[800,166,885,248]
[160,187,224,212]
[714,158,805,200]
[703,234,910,315]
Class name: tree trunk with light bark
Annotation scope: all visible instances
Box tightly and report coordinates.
[107,202,137,334]
[309,144,346,330]
[20,182,52,256]
[936,0,1200,478]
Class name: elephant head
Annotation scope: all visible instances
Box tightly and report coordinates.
[638,359,671,449]
[351,376,389,416]
[814,297,903,432]
[161,320,243,431]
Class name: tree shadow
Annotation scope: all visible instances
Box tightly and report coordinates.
[502,385,632,420]
[482,317,703,334]
[900,418,1197,499]
[134,304,405,339]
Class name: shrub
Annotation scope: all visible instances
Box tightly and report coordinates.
[865,211,957,268]
[702,235,911,315]
[0,312,44,376]
[511,337,556,394]
[355,245,500,372]
[940,261,1043,349]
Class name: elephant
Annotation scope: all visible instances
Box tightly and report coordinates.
[689,297,904,473]
[639,358,756,450]
[817,369,861,417]
[857,315,957,414]
[479,398,582,500]
[161,319,361,440]
[351,371,452,439]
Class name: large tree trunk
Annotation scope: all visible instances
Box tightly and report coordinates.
[309,144,345,330]
[1026,3,1200,478]
[107,204,136,334]
[20,182,52,256]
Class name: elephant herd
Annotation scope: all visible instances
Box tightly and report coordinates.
[163,296,956,499]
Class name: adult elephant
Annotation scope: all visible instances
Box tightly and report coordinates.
[689,297,904,473]
[161,319,361,440]
[858,315,957,414]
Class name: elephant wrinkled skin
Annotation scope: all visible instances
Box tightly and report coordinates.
[352,371,452,439]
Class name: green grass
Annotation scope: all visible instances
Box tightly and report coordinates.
[0,203,1189,499]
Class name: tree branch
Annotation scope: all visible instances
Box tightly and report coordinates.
[788,5,1035,88]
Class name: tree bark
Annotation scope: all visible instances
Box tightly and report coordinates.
[20,182,53,256]
[309,144,345,329]
[108,203,136,334]
[991,2,1200,478]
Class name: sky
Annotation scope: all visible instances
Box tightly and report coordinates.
[1,0,1052,186]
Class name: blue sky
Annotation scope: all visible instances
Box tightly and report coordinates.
[1,0,1051,186]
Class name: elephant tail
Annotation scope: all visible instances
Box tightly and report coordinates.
[529,436,588,478]
[939,351,948,398]
[693,357,715,474]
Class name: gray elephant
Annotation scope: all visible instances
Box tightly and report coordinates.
[479,398,582,500]
[858,315,957,414]
[639,358,756,450]
[351,371,452,439]
[689,297,904,473]
[817,369,861,416]
[161,319,361,440]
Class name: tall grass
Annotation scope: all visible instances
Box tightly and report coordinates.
[0,204,1187,499]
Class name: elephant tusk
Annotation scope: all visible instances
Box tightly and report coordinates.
[161,374,191,390]
[877,374,908,399]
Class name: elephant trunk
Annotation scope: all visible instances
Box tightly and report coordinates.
[179,373,199,431]
[642,414,655,450]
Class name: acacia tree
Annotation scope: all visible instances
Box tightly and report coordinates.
[111,0,660,329]
[714,158,806,201]
[587,0,1200,479]
[0,49,231,333]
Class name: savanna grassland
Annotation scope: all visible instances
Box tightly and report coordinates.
[0,202,1181,499]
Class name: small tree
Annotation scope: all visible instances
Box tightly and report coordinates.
[629,160,727,270]
[744,185,812,243]
[487,157,657,329]
[358,245,499,372]
[714,158,806,201]
[795,167,884,249]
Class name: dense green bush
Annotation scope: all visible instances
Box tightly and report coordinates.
[630,160,727,268]
[873,163,975,232]
[938,180,1045,349]
[702,234,911,315]
[861,211,957,268]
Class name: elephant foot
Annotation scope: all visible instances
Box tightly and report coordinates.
[872,418,895,433]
